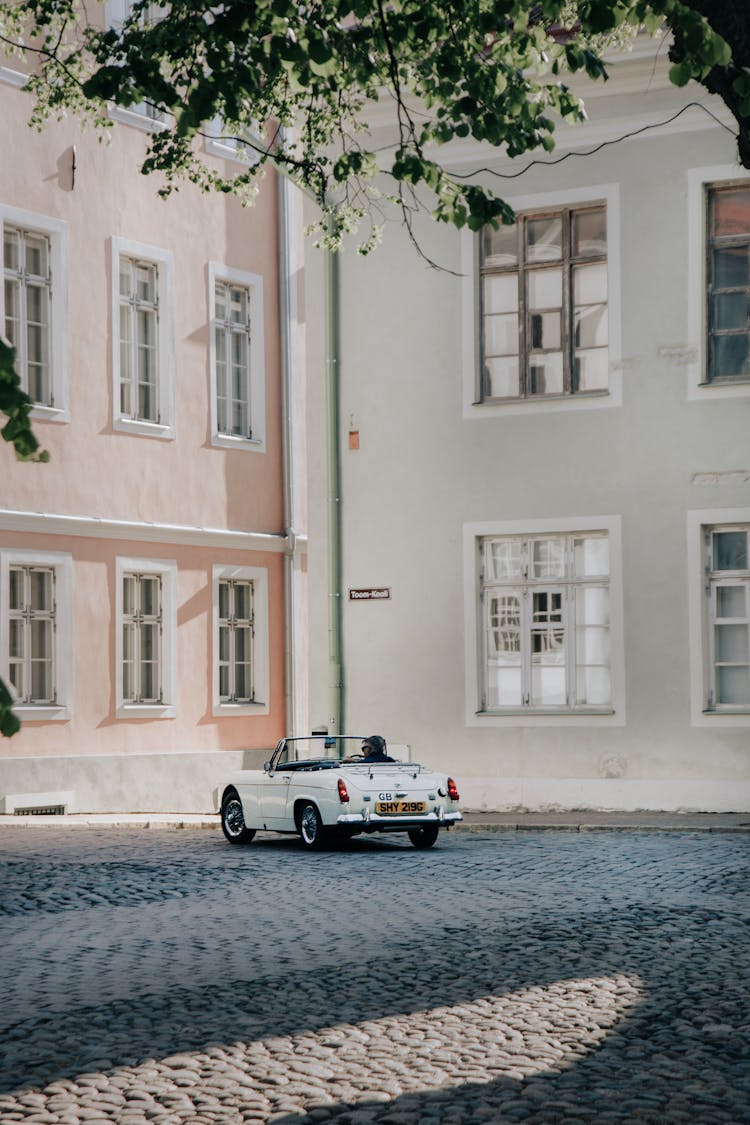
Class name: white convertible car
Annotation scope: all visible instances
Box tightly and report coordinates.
[216,735,462,849]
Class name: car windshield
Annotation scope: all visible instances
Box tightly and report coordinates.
[273,736,387,767]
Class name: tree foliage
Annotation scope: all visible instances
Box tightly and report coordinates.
[0,1,748,252]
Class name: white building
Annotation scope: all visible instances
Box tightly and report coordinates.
[305,37,750,812]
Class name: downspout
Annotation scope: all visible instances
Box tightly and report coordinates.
[325,241,343,736]
[278,170,306,735]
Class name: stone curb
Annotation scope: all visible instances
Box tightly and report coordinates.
[1,813,749,832]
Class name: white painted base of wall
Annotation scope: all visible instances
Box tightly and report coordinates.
[459,776,750,814]
[0,750,270,814]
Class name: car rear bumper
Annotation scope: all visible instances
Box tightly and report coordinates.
[336,808,463,828]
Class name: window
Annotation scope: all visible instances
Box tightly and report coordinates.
[205,117,262,165]
[212,565,269,714]
[105,1,168,129]
[0,206,68,419]
[0,550,72,720]
[112,238,174,437]
[116,557,176,717]
[480,204,608,401]
[218,578,255,702]
[706,526,750,710]
[707,184,750,383]
[209,264,265,450]
[479,532,611,713]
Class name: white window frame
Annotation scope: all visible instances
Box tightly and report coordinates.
[212,564,269,716]
[462,183,622,419]
[208,263,265,451]
[687,165,750,401]
[111,237,175,439]
[688,507,750,726]
[115,556,177,718]
[204,117,262,165]
[0,549,72,721]
[104,0,169,132]
[464,515,625,726]
[0,205,69,422]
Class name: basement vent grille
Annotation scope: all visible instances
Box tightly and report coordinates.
[14,805,66,816]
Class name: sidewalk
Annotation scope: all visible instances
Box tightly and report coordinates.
[1,810,749,831]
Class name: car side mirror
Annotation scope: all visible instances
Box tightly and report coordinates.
[263,760,272,773]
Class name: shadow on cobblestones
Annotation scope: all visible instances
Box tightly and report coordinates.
[1,830,748,1123]
[2,907,749,1121]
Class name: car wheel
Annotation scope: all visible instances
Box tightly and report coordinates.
[221,789,256,845]
[298,802,326,850]
[408,825,440,849]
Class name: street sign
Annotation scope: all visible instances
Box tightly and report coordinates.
[348,587,391,601]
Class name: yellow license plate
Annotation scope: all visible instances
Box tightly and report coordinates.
[376,800,426,815]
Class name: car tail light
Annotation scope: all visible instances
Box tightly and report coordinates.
[447,777,460,802]
[337,778,350,803]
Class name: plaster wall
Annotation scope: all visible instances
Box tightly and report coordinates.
[305,78,750,810]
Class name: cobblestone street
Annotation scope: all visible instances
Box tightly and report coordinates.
[0,826,748,1123]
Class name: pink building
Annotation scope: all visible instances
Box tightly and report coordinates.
[0,64,308,812]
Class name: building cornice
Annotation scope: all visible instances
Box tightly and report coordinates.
[0,509,307,555]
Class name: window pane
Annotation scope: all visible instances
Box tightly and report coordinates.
[219,580,230,620]
[526,217,562,263]
[529,311,561,351]
[527,267,562,309]
[29,569,53,611]
[574,348,609,392]
[714,531,748,570]
[140,576,160,617]
[716,623,749,662]
[573,537,610,578]
[487,667,522,707]
[9,618,24,660]
[219,625,230,662]
[9,568,24,610]
[487,539,523,580]
[483,273,518,315]
[4,227,19,270]
[532,540,564,578]
[717,666,750,705]
[489,595,521,656]
[711,333,749,378]
[574,304,608,349]
[713,292,749,331]
[572,209,606,257]
[234,582,252,620]
[482,223,518,268]
[229,286,248,324]
[574,263,607,305]
[484,313,518,356]
[119,260,132,297]
[577,586,610,628]
[25,233,49,278]
[484,357,519,398]
[4,278,20,343]
[528,354,563,395]
[712,246,749,289]
[215,283,227,320]
[136,263,157,303]
[576,664,611,706]
[711,187,750,238]
[717,585,746,617]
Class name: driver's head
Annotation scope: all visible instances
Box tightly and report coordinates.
[362,735,386,756]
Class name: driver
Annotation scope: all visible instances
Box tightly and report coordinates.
[359,735,394,763]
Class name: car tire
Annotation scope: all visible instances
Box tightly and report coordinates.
[221,789,256,845]
[408,825,440,849]
[298,802,326,850]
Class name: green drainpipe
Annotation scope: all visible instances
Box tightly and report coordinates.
[325,244,343,736]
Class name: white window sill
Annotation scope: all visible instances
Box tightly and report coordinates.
[117,703,176,720]
[204,137,261,166]
[211,433,265,453]
[213,701,269,718]
[479,707,615,717]
[109,105,168,133]
[30,404,70,424]
[11,704,70,722]
[115,417,175,441]
[468,389,617,418]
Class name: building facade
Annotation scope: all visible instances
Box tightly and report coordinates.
[305,38,750,811]
[0,60,307,813]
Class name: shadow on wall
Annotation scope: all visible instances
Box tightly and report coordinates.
[0,846,747,1121]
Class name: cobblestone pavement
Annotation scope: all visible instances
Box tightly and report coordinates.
[0,827,748,1124]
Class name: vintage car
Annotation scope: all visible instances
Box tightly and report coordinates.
[216,735,462,849]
